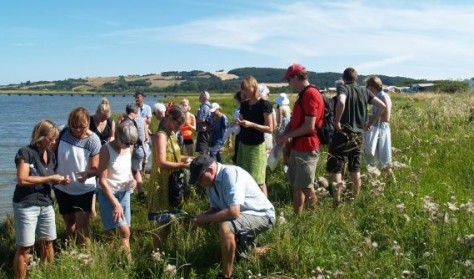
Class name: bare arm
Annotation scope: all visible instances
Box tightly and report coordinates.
[97,146,124,222]
[153,132,189,170]
[334,94,347,132]
[189,114,196,131]
[236,112,273,133]
[192,204,240,227]
[366,97,386,129]
[16,160,68,186]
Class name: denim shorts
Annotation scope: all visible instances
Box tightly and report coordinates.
[97,190,131,230]
[13,203,57,247]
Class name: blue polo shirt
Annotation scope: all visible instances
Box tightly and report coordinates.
[207,163,275,218]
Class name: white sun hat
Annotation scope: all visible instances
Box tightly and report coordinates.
[209,102,220,112]
[275,93,290,105]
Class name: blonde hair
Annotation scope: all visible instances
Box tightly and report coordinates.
[30,119,59,146]
[180,98,191,111]
[241,76,258,97]
[67,107,90,130]
[365,75,383,91]
[96,97,111,118]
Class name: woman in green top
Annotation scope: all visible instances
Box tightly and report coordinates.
[147,105,191,249]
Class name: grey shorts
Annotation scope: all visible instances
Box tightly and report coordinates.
[286,149,319,188]
[13,203,57,247]
[225,213,274,237]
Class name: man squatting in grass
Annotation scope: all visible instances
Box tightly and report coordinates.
[190,155,275,279]
[326,67,386,206]
[277,63,325,215]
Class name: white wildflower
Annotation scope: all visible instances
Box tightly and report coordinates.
[392,161,408,169]
[401,270,412,278]
[367,165,381,178]
[391,241,401,255]
[460,200,474,215]
[278,212,287,225]
[463,260,474,271]
[447,202,459,212]
[317,177,329,188]
[316,187,330,197]
[423,251,432,258]
[164,264,177,276]
[151,249,163,263]
[403,214,411,222]
[464,235,474,248]
[396,203,406,212]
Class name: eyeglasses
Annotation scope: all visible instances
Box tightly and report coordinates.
[72,124,87,130]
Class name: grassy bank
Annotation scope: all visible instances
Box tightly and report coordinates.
[1,92,473,278]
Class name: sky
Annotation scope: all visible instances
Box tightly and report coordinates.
[1,0,473,85]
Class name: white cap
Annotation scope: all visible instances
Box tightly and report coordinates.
[275,93,290,105]
[210,102,220,112]
[257,83,270,98]
[152,102,166,113]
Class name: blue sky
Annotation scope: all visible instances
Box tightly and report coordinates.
[1,0,473,85]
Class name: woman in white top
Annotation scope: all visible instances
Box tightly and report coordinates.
[97,121,138,258]
[54,107,101,247]
[275,92,292,135]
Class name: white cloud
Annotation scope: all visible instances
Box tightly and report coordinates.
[101,1,474,78]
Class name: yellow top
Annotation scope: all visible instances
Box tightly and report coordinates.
[147,130,181,212]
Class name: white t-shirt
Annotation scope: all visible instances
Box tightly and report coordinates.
[55,130,101,195]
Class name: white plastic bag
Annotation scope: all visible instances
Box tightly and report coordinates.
[267,144,283,171]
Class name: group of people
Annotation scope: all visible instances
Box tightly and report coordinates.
[12,64,392,279]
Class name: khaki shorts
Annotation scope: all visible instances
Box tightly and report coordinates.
[286,149,319,188]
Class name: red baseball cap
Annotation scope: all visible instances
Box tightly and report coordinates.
[283,63,307,81]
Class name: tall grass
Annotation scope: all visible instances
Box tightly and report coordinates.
[1,92,473,278]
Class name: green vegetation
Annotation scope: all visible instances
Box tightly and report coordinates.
[1,92,474,278]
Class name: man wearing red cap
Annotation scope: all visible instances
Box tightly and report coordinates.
[277,63,324,215]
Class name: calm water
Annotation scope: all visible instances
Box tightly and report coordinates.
[0,94,163,221]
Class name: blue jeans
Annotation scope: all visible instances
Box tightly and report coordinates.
[13,203,56,247]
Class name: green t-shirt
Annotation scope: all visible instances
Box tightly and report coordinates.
[337,83,374,133]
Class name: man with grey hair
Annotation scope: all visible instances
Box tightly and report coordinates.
[152,102,166,123]
[195,91,212,154]
[121,103,147,201]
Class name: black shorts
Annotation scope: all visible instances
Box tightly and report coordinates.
[326,131,363,173]
[195,131,210,153]
[183,139,194,145]
[53,188,95,215]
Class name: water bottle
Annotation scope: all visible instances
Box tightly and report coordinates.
[30,164,44,190]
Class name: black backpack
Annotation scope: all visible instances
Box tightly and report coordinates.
[296,85,335,145]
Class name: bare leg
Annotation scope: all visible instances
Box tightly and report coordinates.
[37,240,54,263]
[152,225,170,251]
[62,213,77,238]
[351,172,361,198]
[117,225,131,261]
[219,223,236,278]
[13,246,30,279]
[91,193,97,218]
[74,211,91,247]
[259,183,268,197]
[332,173,343,207]
[185,144,193,157]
